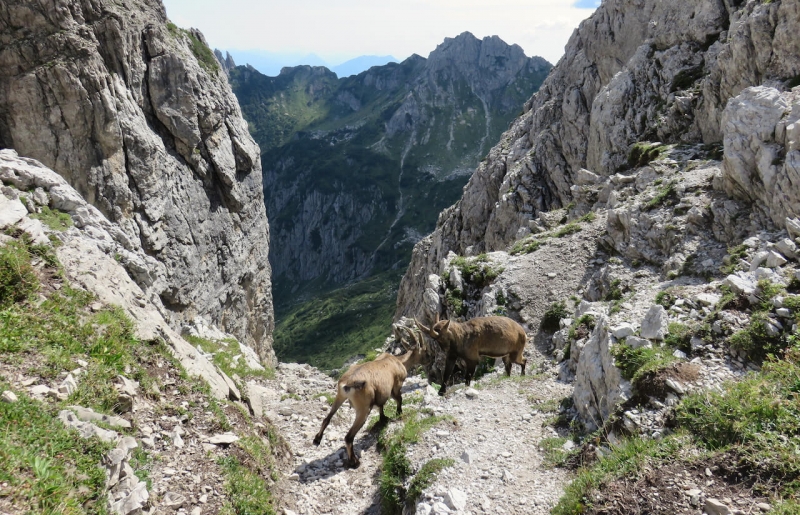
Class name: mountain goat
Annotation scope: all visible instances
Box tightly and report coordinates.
[312,327,431,468]
[416,314,527,395]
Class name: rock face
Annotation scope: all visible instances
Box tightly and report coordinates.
[396,0,800,320]
[231,32,551,301]
[0,0,275,363]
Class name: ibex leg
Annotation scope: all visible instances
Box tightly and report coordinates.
[313,393,345,445]
[344,409,369,468]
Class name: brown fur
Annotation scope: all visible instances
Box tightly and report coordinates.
[312,332,431,468]
[416,314,527,395]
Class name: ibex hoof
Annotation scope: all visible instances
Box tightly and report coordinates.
[312,436,321,446]
[438,389,446,396]
[348,458,361,469]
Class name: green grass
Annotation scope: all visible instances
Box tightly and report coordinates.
[644,181,677,211]
[720,244,749,275]
[0,240,39,309]
[568,314,596,341]
[166,22,219,73]
[552,436,684,515]
[185,335,275,382]
[406,458,454,505]
[611,343,678,384]
[273,270,401,370]
[553,340,800,513]
[554,222,582,238]
[0,387,113,514]
[510,237,543,255]
[377,409,452,514]
[540,437,579,468]
[30,206,73,232]
[219,452,276,515]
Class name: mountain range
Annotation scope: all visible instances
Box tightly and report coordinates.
[227,31,551,366]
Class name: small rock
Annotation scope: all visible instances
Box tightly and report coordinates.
[705,498,732,515]
[444,488,467,511]
[460,450,475,464]
[775,238,797,259]
[58,374,78,396]
[765,250,787,268]
[724,274,757,296]
[612,323,635,339]
[694,293,721,306]
[163,491,185,508]
[626,336,652,349]
[206,433,239,445]
[191,508,201,515]
[665,379,685,395]
[672,349,688,359]
[1,391,18,403]
[640,305,668,340]
[777,308,791,317]
[502,469,515,482]
[464,388,479,399]
[756,502,771,512]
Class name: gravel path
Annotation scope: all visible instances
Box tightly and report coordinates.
[266,350,573,515]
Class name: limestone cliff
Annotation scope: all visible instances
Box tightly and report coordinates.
[0,0,275,363]
[396,0,800,320]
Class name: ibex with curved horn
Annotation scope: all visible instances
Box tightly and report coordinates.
[312,326,431,468]
[416,313,527,396]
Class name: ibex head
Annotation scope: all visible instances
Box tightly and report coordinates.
[396,324,433,371]
[415,313,454,352]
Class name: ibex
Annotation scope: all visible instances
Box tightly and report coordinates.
[416,314,527,396]
[312,327,431,468]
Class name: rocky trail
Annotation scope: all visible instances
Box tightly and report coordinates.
[259,349,573,515]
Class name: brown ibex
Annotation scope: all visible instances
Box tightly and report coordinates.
[416,314,527,395]
[312,327,431,468]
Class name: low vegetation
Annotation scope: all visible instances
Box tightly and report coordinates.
[377,407,453,514]
[451,254,505,289]
[273,270,402,370]
[628,142,667,168]
[542,301,570,332]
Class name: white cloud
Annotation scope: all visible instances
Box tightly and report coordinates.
[161,0,596,65]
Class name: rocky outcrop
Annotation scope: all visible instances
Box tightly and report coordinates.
[396,0,800,320]
[0,0,275,363]
[0,149,243,400]
[214,49,237,76]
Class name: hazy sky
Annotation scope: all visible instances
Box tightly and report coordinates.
[161,0,601,66]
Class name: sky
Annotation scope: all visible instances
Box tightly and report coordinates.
[161,0,601,68]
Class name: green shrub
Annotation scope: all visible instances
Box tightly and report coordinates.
[628,142,666,168]
[542,301,569,332]
[445,288,467,317]
[451,255,504,289]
